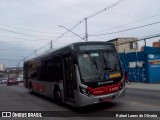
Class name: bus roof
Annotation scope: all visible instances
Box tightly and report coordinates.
[24,41,114,64]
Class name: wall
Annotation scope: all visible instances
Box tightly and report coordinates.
[119,46,160,83]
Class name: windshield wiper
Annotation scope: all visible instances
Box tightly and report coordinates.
[88,54,104,80]
[88,54,99,72]
[102,54,113,72]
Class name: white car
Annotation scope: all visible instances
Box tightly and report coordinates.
[1,78,7,84]
[17,77,23,82]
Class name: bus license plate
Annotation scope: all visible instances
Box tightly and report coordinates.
[100,97,112,102]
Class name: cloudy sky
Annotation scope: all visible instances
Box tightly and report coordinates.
[0,0,160,67]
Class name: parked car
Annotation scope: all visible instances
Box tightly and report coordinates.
[1,78,7,84]
[7,77,18,85]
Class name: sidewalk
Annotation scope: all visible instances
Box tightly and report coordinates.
[125,82,160,91]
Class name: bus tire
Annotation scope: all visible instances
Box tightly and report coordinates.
[54,88,62,105]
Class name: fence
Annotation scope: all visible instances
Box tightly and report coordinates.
[119,46,160,83]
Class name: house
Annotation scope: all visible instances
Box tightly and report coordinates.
[153,41,160,48]
[107,37,139,53]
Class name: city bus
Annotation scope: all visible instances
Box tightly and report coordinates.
[23,41,125,107]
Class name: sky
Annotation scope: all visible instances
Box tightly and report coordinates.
[0,0,160,67]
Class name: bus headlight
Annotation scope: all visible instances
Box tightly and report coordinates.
[79,86,92,97]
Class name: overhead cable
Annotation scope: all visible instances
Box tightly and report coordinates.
[89,21,160,36]
[0,24,60,34]
[87,0,126,19]
[55,0,126,42]
[91,12,160,34]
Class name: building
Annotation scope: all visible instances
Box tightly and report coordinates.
[0,64,5,71]
[107,37,139,53]
[140,46,145,51]
[153,41,160,48]
[5,67,23,78]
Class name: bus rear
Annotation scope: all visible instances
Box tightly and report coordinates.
[73,42,125,106]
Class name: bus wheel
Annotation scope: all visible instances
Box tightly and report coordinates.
[54,89,62,105]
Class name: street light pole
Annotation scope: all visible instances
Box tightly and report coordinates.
[85,17,88,42]
[50,40,53,49]
[35,50,37,56]
[58,25,85,41]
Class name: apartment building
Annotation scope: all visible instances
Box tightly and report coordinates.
[0,64,5,71]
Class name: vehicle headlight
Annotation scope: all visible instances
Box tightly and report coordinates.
[79,86,92,97]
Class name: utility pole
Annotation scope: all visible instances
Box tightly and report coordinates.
[85,17,88,42]
[144,39,146,46]
[16,62,20,78]
[35,50,37,56]
[50,40,53,49]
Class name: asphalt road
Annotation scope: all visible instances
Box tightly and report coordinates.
[0,83,160,120]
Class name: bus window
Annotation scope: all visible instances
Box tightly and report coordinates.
[78,51,121,83]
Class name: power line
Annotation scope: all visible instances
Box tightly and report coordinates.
[0,27,80,38]
[0,28,50,37]
[54,21,84,43]
[0,49,32,50]
[84,0,126,40]
[0,39,75,43]
[55,0,126,42]
[91,12,160,34]
[139,33,160,40]
[24,42,50,60]
[112,32,160,46]
[89,21,160,36]
[23,0,127,58]
[24,50,35,61]
[0,24,61,34]
[0,59,19,62]
[58,25,85,40]
[0,33,80,43]
[87,0,126,19]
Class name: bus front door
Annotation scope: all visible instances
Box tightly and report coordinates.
[64,55,75,104]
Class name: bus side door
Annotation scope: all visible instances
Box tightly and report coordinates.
[63,55,76,103]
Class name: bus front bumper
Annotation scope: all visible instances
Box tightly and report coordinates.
[76,87,125,107]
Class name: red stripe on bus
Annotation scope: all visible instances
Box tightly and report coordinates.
[86,82,122,96]
[32,82,45,92]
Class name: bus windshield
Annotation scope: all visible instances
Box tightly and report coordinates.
[78,51,121,83]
